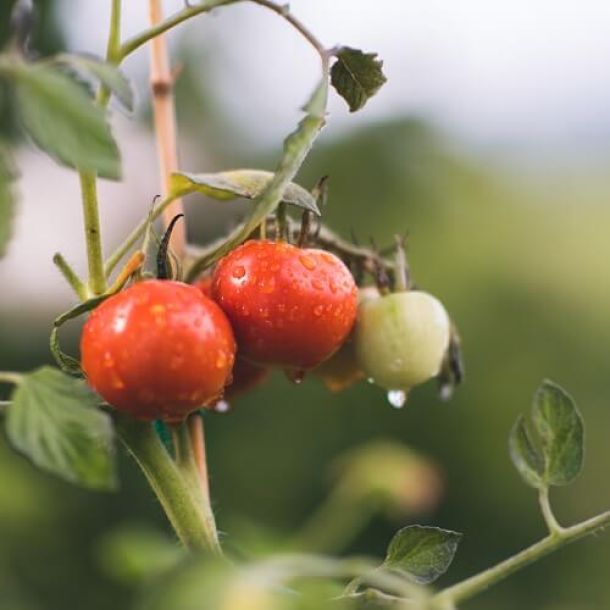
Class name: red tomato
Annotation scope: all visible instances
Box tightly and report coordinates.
[80,280,236,421]
[212,240,357,370]
[195,275,269,402]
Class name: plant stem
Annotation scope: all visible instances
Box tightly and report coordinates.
[433,510,610,607]
[78,172,106,296]
[76,0,123,296]
[0,372,23,385]
[538,487,564,535]
[118,0,237,60]
[52,253,88,301]
[115,416,221,552]
[148,0,186,259]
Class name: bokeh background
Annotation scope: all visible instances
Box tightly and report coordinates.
[2,1,610,609]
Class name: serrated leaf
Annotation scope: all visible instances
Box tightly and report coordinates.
[13,63,121,179]
[0,145,17,259]
[5,367,116,490]
[169,169,320,215]
[509,415,544,488]
[330,47,387,112]
[532,380,584,486]
[384,525,462,585]
[52,53,134,111]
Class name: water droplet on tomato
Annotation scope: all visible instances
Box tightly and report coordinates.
[232,265,246,279]
[387,389,407,409]
[313,304,324,316]
[299,254,316,271]
[214,400,230,413]
[311,279,324,290]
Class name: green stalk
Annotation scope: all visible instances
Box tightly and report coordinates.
[433,510,610,608]
[116,416,221,553]
[52,253,88,301]
[76,0,123,296]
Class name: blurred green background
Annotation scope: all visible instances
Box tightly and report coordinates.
[1,2,610,609]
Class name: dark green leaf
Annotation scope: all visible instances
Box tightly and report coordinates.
[13,64,120,179]
[5,367,116,490]
[0,145,16,258]
[170,169,320,215]
[509,415,544,488]
[532,379,584,486]
[52,53,134,111]
[330,47,387,112]
[384,525,462,585]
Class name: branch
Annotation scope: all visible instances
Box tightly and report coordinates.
[433,509,610,607]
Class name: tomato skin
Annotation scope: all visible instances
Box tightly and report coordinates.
[355,291,450,391]
[195,276,269,400]
[81,280,236,421]
[212,240,358,369]
[313,287,379,392]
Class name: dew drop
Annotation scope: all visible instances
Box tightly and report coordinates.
[387,389,407,409]
[313,304,324,316]
[299,254,317,271]
[232,265,246,279]
[367,377,375,384]
[214,400,231,413]
[311,279,324,290]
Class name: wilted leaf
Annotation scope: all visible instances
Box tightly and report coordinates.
[384,525,462,585]
[330,47,387,112]
[169,169,320,215]
[53,53,134,111]
[533,380,584,486]
[13,63,121,179]
[5,367,116,490]
[0,145,16,258]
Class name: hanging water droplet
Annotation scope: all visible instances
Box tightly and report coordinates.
[214,400,231,413]
[439,383,453,401]
[367,377,375,384]
[387,389,407,409]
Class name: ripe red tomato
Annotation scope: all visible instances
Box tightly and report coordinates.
[212,240,357,370]
[195,275,269,402]
[81,280,236,421]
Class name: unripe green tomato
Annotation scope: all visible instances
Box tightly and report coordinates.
[355,291,450,391]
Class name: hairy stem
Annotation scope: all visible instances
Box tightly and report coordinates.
[116,416,220,552]
[148,0,186,259]
[433,510,610,607]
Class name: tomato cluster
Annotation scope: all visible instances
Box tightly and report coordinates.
[80,233,455,421]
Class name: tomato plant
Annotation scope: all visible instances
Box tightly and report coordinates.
[81,280,236,421]
[0,1,608,610]
[212,240,358,371]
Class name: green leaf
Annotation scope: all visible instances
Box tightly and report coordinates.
[13,63,121,179]
[384,525,462,585]
[330,47,387,112]
[509,380,584,488]
[169,169,320,215]
[52,53,134,111]
[5,367,117,490]
[532,379,584,486]
[0,145,16,259]
[509,415,544,488]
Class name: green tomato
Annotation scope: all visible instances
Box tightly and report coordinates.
[355,291,451,392]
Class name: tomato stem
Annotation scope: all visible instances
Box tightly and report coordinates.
[116,415,221,553]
